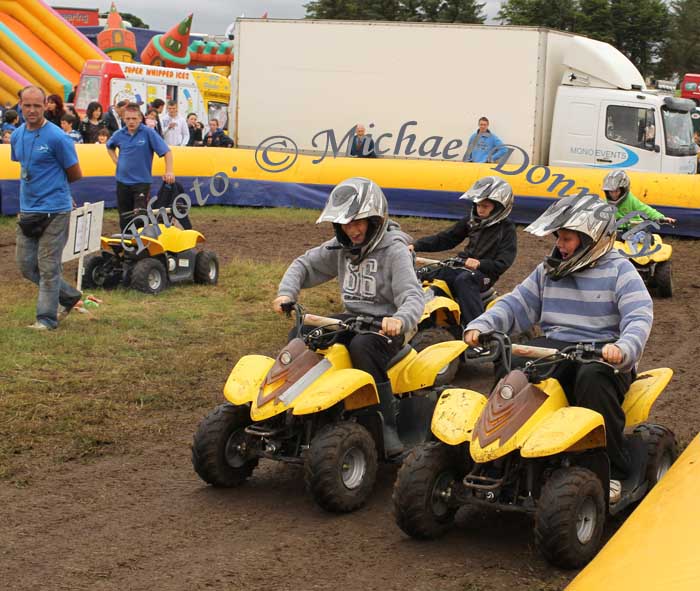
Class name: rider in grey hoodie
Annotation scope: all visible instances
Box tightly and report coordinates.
[273,178,424,455]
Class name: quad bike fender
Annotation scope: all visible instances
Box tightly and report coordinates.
[224,354,275,406]
[470,377,569,463]
[291,368,378,415]
[615,236,671,266]
[623,368,673,427]
[390,340,467,394]
[420,294,460,326]
[521,407,606,458]
[431,388,488,445]
[423,279,453,300]
[140,226,205,255]
[485,293,504,311]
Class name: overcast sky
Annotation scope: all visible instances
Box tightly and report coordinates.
[53,1,502,35]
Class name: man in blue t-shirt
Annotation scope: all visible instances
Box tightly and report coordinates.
[11,86,83,330]
[106,103,175,231]
[464,116,506,163]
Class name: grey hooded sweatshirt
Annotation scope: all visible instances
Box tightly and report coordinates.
[277,221,425,334]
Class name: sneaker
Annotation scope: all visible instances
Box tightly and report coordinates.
[28,321,52,331]
[609,479,622,504]
[57,294,83,321]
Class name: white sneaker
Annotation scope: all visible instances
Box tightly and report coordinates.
[27,321,52,331]
[609,479,622,504]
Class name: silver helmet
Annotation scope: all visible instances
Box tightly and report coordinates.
[602,169,631,205]
[459,176,514,229]
[525,194,616,280]
[316,177,389,264]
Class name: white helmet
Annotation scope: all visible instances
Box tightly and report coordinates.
[526,194,616,280]
[316,177,389,264]
[459,176,514,229]
[602,169,631,205]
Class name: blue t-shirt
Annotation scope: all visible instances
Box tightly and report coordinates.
[107,123,170,185]
[10,121,78,213]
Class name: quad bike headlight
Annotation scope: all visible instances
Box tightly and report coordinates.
[500,384,514,400]
[280,351,292,365]
[167,256,177,272]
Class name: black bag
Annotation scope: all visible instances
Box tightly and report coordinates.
[17,213,54,239]
[154,181,192,229]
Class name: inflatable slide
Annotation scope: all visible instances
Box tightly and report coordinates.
[0,0,107,105]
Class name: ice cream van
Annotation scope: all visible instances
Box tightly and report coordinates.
[73,60,230,128]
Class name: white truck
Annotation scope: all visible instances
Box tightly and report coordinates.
[229,20,697,174]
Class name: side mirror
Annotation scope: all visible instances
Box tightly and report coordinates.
[654,144,661,153]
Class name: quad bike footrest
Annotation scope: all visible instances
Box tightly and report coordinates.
[244,423,287,438]
[463,471,506,492]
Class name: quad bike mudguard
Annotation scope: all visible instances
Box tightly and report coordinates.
[420,293,460,326]
[521,407,606,457]
[622,368,674,427]
[224,354,275,406]
[615,234,672,267]
[388,340,467,394]
[138,225,205,255]
[469,373,569,463]
[431,388,488,445]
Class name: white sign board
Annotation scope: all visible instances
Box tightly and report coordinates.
[62,201,104,263]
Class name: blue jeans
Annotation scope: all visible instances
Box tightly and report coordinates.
[15,212,82,329]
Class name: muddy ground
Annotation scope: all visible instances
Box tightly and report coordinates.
[1,212,699,591]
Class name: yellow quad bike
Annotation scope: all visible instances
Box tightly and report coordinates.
[393,333,678,569]
[191,303,467,514]
[82,222,219,295]
[615,223,673,298]
[411,256,499,385]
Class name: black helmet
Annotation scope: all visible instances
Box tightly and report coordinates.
[526,194,616,280]
[459,176,514,230]
[316,177,389,264]
[602,170,631,205]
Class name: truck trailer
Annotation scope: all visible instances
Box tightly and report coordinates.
[229,20,696,174]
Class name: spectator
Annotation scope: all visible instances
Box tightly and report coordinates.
[44,94,66,127]
[187,113,203,146]
[10,89,25,125]
[96,127,111,144]
[202,119,233,147]
[67,85,77,104]
[10,86,83,330]
[2,129,12,144]
[2,109,19,133]
[144,109,159,130]
[160,100,189,146]
[102,99,129,135]
[79,101,103,143]
[106,103,175,231]
[150,98,166,136]
[464,116,506,163]
[60,114,83,143]
[349,124,376,158]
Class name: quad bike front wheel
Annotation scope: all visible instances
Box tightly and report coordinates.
[194,251,220,285]
[82,254,121,289]
[411,328,460,386]
[534,466,605,569]
[634,423,678,487]
[131,258,168,294]
[304,422,378,513]
[654,260,672,298]
[192,403,258,487]
[393,442,460,539]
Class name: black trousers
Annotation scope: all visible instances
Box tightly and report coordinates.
[116,182,151,231]
[501,336,633,479]
[291,313,402,384]
[435,267,486,327]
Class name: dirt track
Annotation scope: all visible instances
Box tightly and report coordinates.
[2,212,699,590]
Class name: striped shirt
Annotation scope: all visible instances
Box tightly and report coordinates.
[466,250,653,370]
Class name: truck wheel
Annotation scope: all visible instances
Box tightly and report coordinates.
[304,422,378,513]
[191,403,258,487]
[634,423,678,487]
[411,328,460,386]
[534,467,605,569]
[392,442,459,539]
[194,250,219,284]
[82,255,120,289]
[654,260,672,298]
[131,258,168,294]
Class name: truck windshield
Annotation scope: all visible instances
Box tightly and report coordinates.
[662,108,695,156]
[75,76,100,111]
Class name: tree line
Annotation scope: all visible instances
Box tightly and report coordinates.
[304,0,700,78]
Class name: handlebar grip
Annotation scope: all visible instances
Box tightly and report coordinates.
[511,344,560,358]
[415,256,439,266]
[303,314,344,328]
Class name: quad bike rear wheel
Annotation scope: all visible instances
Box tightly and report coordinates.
[393,442,461,539]
[411,328,460,386]
[534,466,605,569]
[654,260,672,298]
[304,422,378,513]
[131,258,168,294]
[192,403,258,487]
[82,254,121,289]
[194,251,219,284]
[634,423,678,487]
